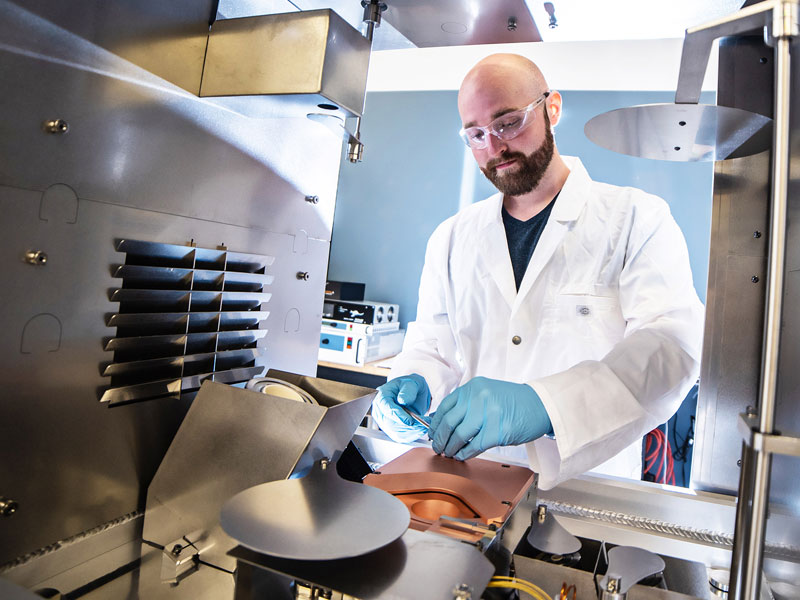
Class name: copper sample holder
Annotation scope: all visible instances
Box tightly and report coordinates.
[363,448,536,544]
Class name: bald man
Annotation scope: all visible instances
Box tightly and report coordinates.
[371,54,704,489]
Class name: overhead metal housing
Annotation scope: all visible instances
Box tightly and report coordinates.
[201,9,372,118]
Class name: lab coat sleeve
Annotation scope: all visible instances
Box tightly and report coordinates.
[527,198,704,489]
[389,220,464,409]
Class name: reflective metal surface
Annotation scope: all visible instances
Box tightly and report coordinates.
[0,0,345,589]
[221,460,409,560]
[382,0,541,47]
[201,10,371,118]
[526,505,582,555]
[141,374,375,574]
[229,528,495,600]
[600,546,666,595]
[584,103,771,162]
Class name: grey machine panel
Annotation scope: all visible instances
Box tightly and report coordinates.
[0,0,352,578]
[693,35,800,526]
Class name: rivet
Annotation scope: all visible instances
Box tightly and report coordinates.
[42,119,69,134]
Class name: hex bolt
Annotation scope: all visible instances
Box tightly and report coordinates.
[0,497,19,517]
[753,230,762,238]
[453,583,473,600]
[751,275,760,283]
[42,119,69,134]
[24,250,48,266]
[507,16,517,31]
[296,271,310,281]
[305,195,319,204]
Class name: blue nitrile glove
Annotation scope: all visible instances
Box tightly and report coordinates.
[371,374,432,443]
[430,376,551,460]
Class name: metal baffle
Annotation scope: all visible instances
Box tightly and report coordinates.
[140,371,376,585]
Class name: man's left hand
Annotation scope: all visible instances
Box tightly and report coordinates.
[430,376,552,460]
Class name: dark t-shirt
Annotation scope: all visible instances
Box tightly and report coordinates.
[501,195,557,290]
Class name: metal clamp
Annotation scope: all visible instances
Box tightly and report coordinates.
[738,413,800,457]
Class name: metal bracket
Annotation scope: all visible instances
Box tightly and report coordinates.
[738,413,800,457]
[675,0,798,104]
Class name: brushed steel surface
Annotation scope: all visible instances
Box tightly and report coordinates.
[382,0,541,47]
[200,10,371,118]
[221,460,409,560]
[584,103,771,161]
[11,0,215,94]
[141,375,375,573]
[693,30,800,532]
[228,527,495,600]
[0,2,340,242]
[526,506,582,555]
[0,0,344,581]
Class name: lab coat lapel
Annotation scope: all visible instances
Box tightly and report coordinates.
[513,158,591,312]
[482,195,517,309]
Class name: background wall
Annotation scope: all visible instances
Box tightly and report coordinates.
[327,85,714,488]
[329,89,714,330]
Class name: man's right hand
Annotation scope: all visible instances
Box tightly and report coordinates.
[371,374,431,443]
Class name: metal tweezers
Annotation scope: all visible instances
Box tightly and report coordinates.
[400,405,431,433]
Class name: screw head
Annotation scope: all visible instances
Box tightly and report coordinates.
[751,275,760,283]
[305,195,319,204]
[296,271,310,281]
[753,230,762,238]
[737,459,743,467]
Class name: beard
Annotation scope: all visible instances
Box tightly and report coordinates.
[480,113,555,196]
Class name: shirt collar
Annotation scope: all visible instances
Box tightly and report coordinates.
[486,155,590,225]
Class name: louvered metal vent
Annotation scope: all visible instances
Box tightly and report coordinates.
[101,239,275,406]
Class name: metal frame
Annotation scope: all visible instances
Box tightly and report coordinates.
[676,2,798,597]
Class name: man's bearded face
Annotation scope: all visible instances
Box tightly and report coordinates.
[480,111,554,196]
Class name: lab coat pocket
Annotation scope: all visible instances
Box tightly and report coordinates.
[541,294,624,361]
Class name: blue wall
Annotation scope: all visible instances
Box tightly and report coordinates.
[329,90,714,329]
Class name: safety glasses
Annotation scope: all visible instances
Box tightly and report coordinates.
[459,91,551,149]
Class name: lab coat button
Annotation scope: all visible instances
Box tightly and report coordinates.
[511,335,522,345]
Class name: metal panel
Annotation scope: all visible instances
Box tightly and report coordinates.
[0,0,343,577]
[0,2,340,242]
[201,10,372,118]
[693,32,800,542]
[694,36,771,495]
[382,0,541,47]
[10,0,214,94]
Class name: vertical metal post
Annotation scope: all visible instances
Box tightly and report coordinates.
[729,442,756,598]
[731,2,796,597]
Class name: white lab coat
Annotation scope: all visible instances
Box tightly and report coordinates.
[390,157,704,490]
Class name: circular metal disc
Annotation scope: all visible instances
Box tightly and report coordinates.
[220,462,410,560]
[584,103,771,162]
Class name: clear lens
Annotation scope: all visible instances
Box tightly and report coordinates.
[459,91,549,149]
